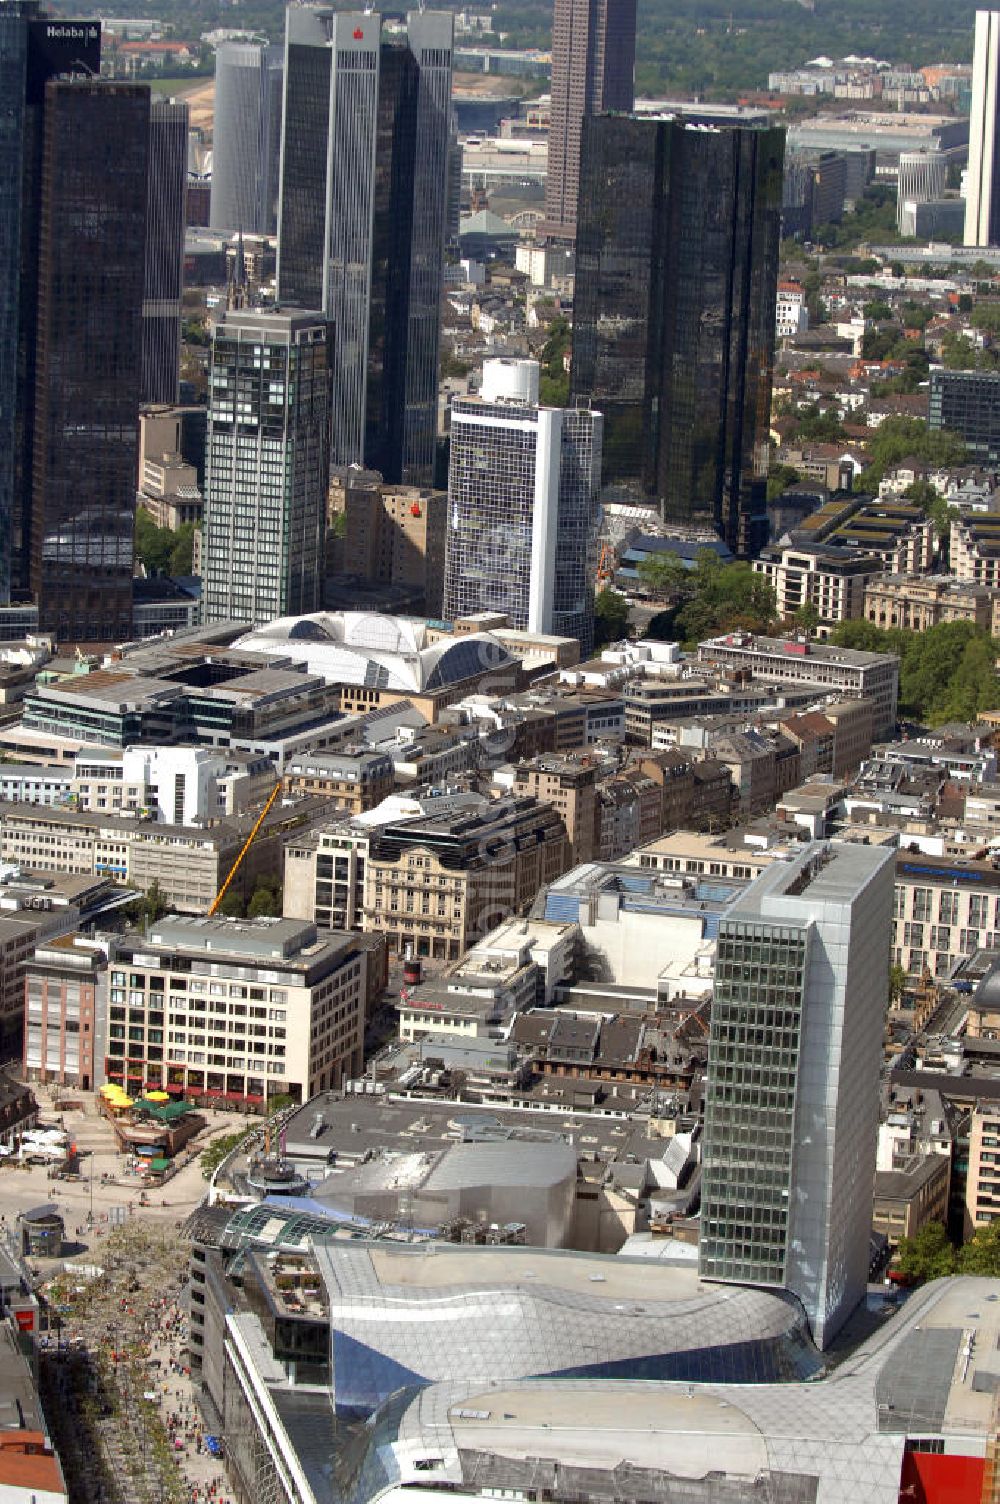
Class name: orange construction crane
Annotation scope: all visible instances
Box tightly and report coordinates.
[596,541,616,587]
[208,780,282,916]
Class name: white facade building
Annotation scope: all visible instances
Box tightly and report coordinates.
[966,11,1000,247]
[443,358,603,654]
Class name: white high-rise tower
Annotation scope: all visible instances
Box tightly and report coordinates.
[442,359,603,654]
[966,10,1000,247]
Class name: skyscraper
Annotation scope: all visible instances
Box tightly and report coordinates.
[442,358,602,652]
[209,41,282,236]
[571,115,784,555]
[32,79,149,641]
[699,841,895,1348]
[0,4,101,605]
[544,0,636,243]
[202,309,330,626]
[276,7,453,484]
[966,10,1000,247]
[142,96,188,406]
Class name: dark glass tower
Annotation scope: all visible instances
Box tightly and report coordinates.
[31,80,149,641]
[0,4,101,604]
[277,7,453,484]
[544,0,636,243]
[142,95,188,406]
[571,115,785,556]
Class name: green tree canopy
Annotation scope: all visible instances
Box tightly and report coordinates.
[646,553,778,647]
[865,416,967,486]
[958,1219,1000,1275]
[636,552,688,600]
[767,465,801,502]
[829,619,1000,726]
[894,1221,957,1283]
[594,588,630,645]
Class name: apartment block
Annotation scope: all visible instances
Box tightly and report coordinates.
[950,513,1000,588]
[283,750,395,814]
[363,796,569,961]
[511,757,599,865]
[752,542,881,629]
[864,573,994,632]
[106,917,367,1108]
[792,495,935,574]
[0,914,57,1061]
[966,1103,1000,1234]
[284,821,374,933]
[22,934,106,1090]
[873,1154,950,1245]
[893,852,1000,977]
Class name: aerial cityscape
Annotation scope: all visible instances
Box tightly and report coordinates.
[7,0,1000,1501]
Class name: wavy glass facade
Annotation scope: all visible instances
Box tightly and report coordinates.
[571,116,784,556]
[203,309,330,626]
[277,7,452,484]
[32,80,148,642]
[209,42,282,236]
[699,842,895,1348]
[313,1242,821,1420]
[442,361,602,652]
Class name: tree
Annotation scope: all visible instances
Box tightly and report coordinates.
[889,963,908,1006]
[792,601,820,634]
[169,523,197,577]
[865,416,967,486]
[972,302,1000,338]
[200,1129,248,1181]
[134,508,174,576]
[216,889,245,918]
[595,588,630,645]
[539,315,571,407]
[829,618,1000,726]
[140,880,169,928]
[767,465,801,502]
[958,1219,1000,1275]
[636,551,688,600]
[894,1222,957,1282]
[247,877,281,918]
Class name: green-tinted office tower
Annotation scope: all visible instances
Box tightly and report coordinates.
[571,116,785,556]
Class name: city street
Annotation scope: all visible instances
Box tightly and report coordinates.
[3,1087,251,1504]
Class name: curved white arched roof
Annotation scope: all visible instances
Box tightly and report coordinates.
[235,613,514,693]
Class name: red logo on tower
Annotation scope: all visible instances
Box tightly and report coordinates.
[353,26,364,38]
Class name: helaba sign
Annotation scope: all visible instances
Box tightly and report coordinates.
[46,23,99,39]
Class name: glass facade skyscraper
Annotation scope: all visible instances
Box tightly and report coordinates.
[544,0,636,242]
[571,115,785,556]
[443,359,602,653]
[209,41,283,236]
[142,95,188,406]
[699,842,895,1348]
[276,7,453,485]
[32,79,148,642]
[203,310,330,626]
[0,5,101,606]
